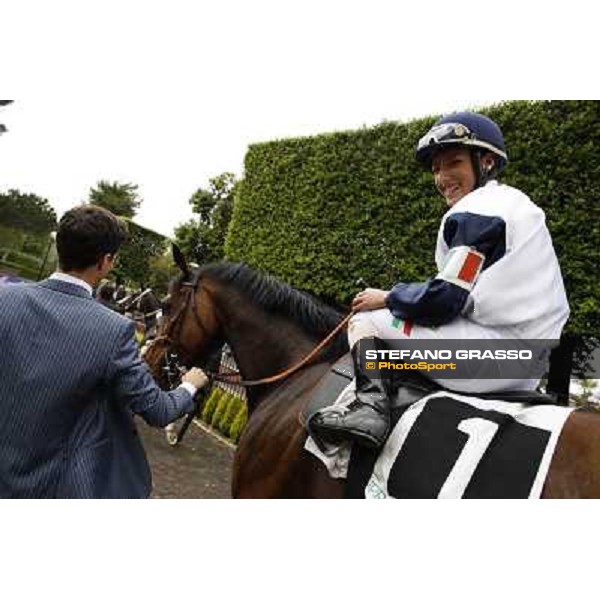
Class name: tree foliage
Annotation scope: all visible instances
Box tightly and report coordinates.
[112,219,168,288]
[174,172,237,264]
[0,189,57,234]
[144,251,181,297]
[0,190,58,279]
[89,180,142,218]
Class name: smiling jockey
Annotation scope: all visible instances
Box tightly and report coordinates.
[310,111,570,449]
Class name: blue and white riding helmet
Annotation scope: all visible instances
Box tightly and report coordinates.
[416,112,508,174]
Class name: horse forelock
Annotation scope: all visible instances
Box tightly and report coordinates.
[194,262,347,354]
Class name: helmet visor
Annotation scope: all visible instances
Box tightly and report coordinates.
[416,122,508,165]
[417,123,473,153]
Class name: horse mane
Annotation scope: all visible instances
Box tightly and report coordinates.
[197,262,349,358]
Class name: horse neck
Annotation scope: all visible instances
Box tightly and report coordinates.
[210,288,318,405]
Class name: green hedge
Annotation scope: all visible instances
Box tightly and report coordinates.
[229,402,249,444]
[210,389,231,430]
[218,395,244,436]
[225,101,600,336]
[200,386,248,443]
[200,387,222,423]
[0,224,57,280]
[0,247,45,280]
[114,218,169,288]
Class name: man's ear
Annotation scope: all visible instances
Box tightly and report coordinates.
[99,253,115,273]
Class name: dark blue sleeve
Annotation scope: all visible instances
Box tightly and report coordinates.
[385,279,468,327]
[385,212,506,327]
[108,322,196,427]
[442,212,506,270]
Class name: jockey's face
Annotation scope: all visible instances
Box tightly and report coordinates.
[431,147,476,206]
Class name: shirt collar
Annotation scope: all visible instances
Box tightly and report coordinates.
[49,272,94,297]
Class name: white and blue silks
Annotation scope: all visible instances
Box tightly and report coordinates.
[350,180,570,393]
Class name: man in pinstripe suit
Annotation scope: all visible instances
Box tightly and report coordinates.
[0,205,208,498]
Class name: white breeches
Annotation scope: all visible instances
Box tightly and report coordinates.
[348,309,539,394]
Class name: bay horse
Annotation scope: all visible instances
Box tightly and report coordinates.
[144,251,600,498]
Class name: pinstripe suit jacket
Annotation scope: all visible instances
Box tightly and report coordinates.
[0,278,195,498]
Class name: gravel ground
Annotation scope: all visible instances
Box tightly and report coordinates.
[137,417,235,499]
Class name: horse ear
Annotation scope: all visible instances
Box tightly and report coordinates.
[172,243,191,279]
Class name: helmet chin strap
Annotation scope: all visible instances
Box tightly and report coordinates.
[471,149,497,190]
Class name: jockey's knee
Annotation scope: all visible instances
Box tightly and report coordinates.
[348,310,383,347]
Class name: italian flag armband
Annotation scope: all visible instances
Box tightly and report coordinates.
[436,246,485,291]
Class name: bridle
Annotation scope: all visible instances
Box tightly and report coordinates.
[147,270,217,382]
[147,270,353,389]
[151,271,211,351]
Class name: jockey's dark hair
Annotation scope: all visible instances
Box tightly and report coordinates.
[56,205,128,272]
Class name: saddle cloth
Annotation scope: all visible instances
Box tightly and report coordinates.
[303,355,573,498]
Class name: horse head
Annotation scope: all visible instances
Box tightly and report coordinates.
[144,244,223,387]
[145,244,348,399]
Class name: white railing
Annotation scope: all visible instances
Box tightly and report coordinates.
[214,344,247,401]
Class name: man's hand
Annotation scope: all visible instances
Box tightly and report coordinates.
[181,367,209,389]
[352,288,389,312]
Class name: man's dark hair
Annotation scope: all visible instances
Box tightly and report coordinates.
[56,205,128,271]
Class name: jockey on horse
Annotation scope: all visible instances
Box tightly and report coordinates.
[310,111,570,449]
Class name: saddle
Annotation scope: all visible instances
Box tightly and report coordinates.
[302,354,566,499]
[301,352,557,432]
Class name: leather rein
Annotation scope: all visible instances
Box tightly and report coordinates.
[149,273,353,388]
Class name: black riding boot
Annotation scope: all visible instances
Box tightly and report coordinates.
[310,337,390,449]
